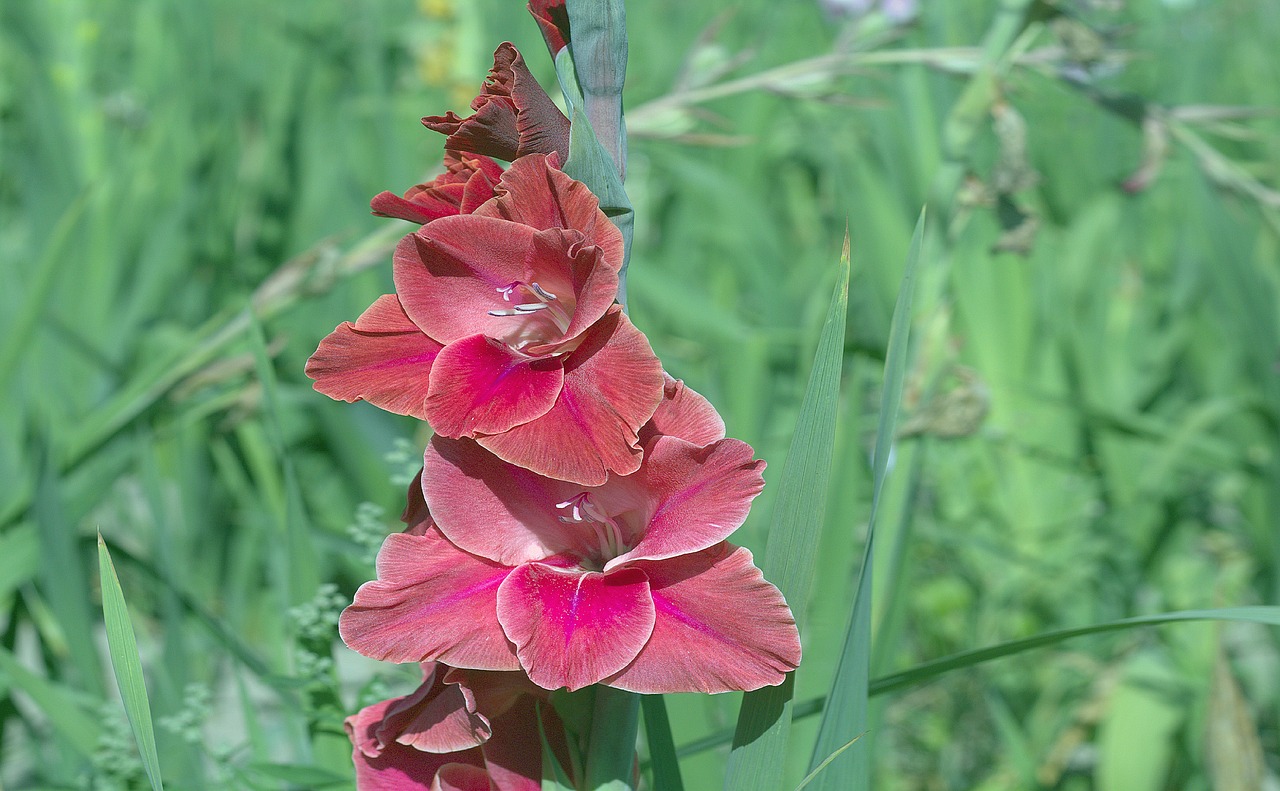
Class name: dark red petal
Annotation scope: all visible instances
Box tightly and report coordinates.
[377,665,491,754]
[435,764,494,791]
[347,705,483,790]
[424,335,563,438]
[639,374,727,447]
[605,544,801,693]
[400,468,432,536]
[340,530,519,670]
[496,563,654,691]
[477,308,662,486]
[423,44,569,162]
[527,0,570,55]
[480,693,561,791]
[305,294,443,420]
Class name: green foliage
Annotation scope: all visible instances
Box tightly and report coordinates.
[3,0,1280,789]
[98,536,165,790]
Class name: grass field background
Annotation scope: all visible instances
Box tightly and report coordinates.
[3,0,1279,788]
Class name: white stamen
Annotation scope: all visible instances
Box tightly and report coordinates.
[530,282,558,301]
[514,303,551,313]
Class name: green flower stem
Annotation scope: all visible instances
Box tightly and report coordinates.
[584,685,640,790]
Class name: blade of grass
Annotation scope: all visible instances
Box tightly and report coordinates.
[869,606,1280,696]
[641,694,685,791]
[722,231,850,791]
[0,644,99,758]
[806,211,926,791]
[673,606,1280,760]
[97,534,164,791]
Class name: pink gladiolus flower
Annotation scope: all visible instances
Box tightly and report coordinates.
[423,43,570,164]
[527,1,570,56]
[346,660,569,791]
[307,154,663,486]
[370,150,504,225]
[340,380,802,693]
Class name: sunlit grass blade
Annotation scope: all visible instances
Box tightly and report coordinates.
[97,534,165,791]
[869,606,1280,696]
[795,732,867,791]
[806,210,925,791]
[641,694,685,791]
[723,232,850,791]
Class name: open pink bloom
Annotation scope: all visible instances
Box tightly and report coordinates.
[346,660,570,791]
[340,381,802,693]
[307,154,663,486]
[423,43,570,164]
[371,151,504,225]
[527,1,570,56]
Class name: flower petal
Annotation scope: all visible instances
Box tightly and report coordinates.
[478,695,556,791]
[340,529,518,670]
[496,563,654,691]
[424,335,564,437]
[433,764,494,791]
[423,436,590,566]
[604,435,765,569]
[347,705,481,791]
[605,544,801,693]
[371,152,503,225]
[393,217,539,345]
[305,295,443,420]
[422,43,569,162]
[528,0,570,55]
[478,307,663,486]
[474,154,624,271]
[379,664,491,754]
[400,468,432,536]
[638,374,727,447]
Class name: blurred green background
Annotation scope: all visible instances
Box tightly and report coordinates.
[2,0,1279,788]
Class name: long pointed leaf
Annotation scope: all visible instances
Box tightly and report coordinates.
[641,694,685,791]
[98,535,165,791]
[807,210,926,791]
[723,232,850,791]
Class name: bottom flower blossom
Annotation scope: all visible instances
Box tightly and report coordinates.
[346,661,569,791]
[340,379,802,693]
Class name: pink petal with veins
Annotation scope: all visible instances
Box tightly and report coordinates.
[340,530,518,670]
[478,307,662,486]
[639,375,726,447]
[305,295,443,420]
[496,563,654,691]
[394,217,538,345]
[605,435,765,569]
[425,334,563,437]
[605,544,801,693]
[474,154,624,271]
